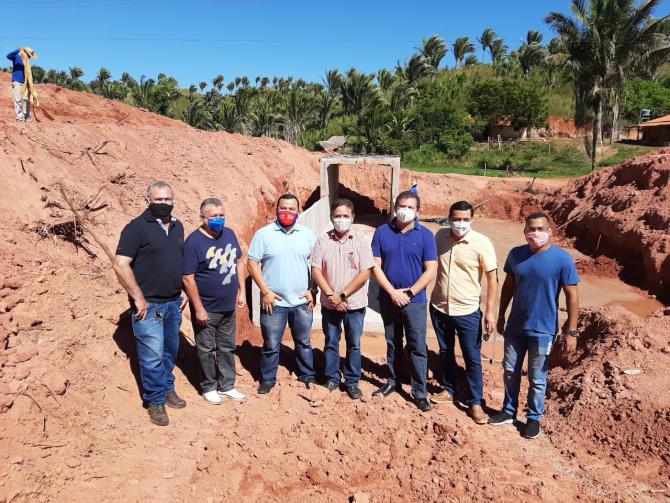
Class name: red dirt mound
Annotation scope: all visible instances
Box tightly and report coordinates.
[546,306,670,486]
[526,150,670,299]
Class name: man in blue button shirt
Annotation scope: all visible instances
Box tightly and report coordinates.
[371,191,438,411]
[247,193,317,394]
[489,212,580,439]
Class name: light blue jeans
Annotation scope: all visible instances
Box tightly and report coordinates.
[259,305,314,384]
[131,299,182,405]
[502,328,555,421]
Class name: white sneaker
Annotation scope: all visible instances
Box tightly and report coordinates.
[218,388,246,401]
[203,390,222,405]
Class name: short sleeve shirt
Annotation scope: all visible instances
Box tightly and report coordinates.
[248,222,316,308]
[183,228,241,313]
[310,230,375,310]
[115,210,184,303]
[504,244,580,335]
[371,219,438,304]
[431,228,497,316]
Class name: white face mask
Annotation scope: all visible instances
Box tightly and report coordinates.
[396,207,416,224]
[332,217,352,232]
[451,220,471,237]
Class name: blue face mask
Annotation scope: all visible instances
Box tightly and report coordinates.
[206,217,225,233]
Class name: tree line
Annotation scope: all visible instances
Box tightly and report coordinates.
[5,0,669,169]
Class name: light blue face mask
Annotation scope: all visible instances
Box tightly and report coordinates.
[207,217,225,233]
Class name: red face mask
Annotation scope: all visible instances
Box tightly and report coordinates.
[277,210,298,227]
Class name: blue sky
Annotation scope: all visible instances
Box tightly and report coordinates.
[2,0,668,88]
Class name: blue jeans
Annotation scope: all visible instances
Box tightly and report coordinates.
[502,328,555,421]
[321,307,365,385]
[131,298,182,405]
[430,306,483,406]
[259,304,315,384]
[380,301,428,399]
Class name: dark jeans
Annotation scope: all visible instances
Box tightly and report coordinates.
[321,307,366,385]
[430,305,483,406]
[380,301,428,399]
[130,298,182,405]
[502,328,555,421]
[259,304,315,384]
[192,309,237,393]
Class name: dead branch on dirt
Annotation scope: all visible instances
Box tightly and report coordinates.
[94,140,116,156]
[58,183,116,263]
[32,219,96,257]
[109,172,126,184]
[19,159,38,182]
[473,199,491,210]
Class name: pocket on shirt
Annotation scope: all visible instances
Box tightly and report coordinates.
[347,253,359,269]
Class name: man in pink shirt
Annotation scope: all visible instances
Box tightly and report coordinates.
[310,199,375,399]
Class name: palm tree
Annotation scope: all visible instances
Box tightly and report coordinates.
[490,38,508,65]
[453,36,476,68]
[182,97,214,130]
[340,68,378,115]
[323,69,342,95]
[464,55,479,67]
[226,82,235,92]
[212,74,224,90]
[516,41,547,79]
[419,35,448,69]
[69,67,84,81]
[198,81,207,92]
[547,0,670,167]
[376,68,395,92]
[188,84,197,96]
[477,28,496,62]
[396,54,432,88]
[281,89,315,145]
[526,30,544,45]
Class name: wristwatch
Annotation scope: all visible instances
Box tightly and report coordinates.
[564,329,579,338]
[403,289,415,299]
[339,292,347,301]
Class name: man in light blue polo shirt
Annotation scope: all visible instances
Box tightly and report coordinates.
[247,193,317,394]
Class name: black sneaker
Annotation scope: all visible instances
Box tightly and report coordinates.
[165,391,186,409]
[323,380,339,392]
[488,411,515,425]
[147,404,169,426]
[415,397,432,412]
[346,384,362,400]
[523,419,541,439]
[257,382,274,394]
[303,377,317,389]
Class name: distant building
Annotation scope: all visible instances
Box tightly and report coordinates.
[636,114,670,146]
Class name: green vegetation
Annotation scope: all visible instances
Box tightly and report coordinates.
[403,139,660,178]
[3,0,668,179]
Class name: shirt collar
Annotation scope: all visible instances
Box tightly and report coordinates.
[273,220,299,234]
[142,209,176,223]
[390,218,421,232]
[328,229,353,242]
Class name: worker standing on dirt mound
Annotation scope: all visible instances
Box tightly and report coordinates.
[490,212,580,439]
[429,201,498,425]
[310,198,375,400]
[371,191,438,412]
[6,47,37,121]
[113,181,187,427]
[247,193,317,394]
[183,198,247,405]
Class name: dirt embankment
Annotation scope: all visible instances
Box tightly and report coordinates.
[525,150,670,300]
[547,305,670,485]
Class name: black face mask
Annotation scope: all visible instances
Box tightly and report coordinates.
[149,203,173,218]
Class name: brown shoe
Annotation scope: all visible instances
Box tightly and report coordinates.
[147,404,169,426]
[166,391,186,409]
[430,389,453,404]
[469,405,488,425]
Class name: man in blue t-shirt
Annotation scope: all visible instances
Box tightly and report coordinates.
[371,191,438,411]
[489,212,580,439]
[183,198,247,405]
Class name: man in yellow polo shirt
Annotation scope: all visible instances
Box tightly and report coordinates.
[429,201,498,424]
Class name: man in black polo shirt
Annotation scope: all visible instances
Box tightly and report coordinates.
[113,180,186,426]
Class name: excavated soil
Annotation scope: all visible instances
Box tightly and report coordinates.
[526,150,670,300]
[0,74,669,502]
